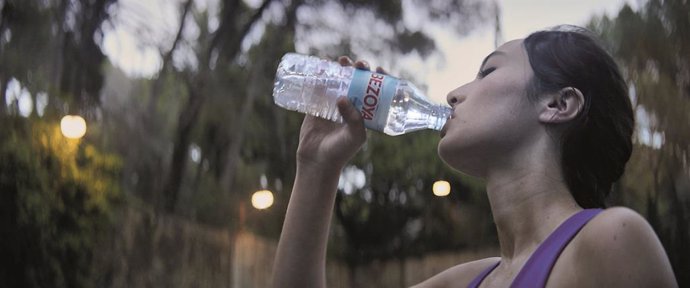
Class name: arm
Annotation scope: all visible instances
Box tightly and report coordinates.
[271,58,368,288]
[270,153,347,287]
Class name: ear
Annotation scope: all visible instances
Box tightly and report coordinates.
[538,87,584,124]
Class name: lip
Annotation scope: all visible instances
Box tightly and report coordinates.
[440,115,452,138]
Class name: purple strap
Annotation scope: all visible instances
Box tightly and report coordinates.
[467,261,499,288]
[467,209,603,288]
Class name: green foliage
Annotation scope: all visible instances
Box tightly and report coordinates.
[332,130,495,264]
[0,116,122,288]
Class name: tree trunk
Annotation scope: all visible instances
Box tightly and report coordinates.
[0,75,7,116]
[50,0,68,96]
[162,75,206,213]
[218,0,302,192]
[219,62,262,192]
[147,0,193,117]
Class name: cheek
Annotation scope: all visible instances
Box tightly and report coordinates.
[473,75,532,124]
[436,77,534,171]
[484,73,529,104]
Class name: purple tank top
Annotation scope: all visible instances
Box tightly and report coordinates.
[467,209,603,288]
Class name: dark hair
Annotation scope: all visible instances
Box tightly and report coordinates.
[523,26,634,208]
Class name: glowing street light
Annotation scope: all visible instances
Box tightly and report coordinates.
[60,115,87,139]
[433,180,451,197]
[251,189,274,210]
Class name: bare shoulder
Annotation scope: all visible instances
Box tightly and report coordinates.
[572,207,677,287]
[582,207,654,241]
[410,257,500,288]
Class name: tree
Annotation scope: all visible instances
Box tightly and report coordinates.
[0,1,122,286]
[0,0,116,117]
[133,0,490,213]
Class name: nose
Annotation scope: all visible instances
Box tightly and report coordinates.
[447,94,459,107]
[446,86,466,107]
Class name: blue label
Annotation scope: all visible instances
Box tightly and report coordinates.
[347,69,398,131]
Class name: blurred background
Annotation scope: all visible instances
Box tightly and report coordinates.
[0,0,688,287]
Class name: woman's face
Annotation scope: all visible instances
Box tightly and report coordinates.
[438,39,542,177]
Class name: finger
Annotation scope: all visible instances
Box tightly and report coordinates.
[375,66,388,75]
[338,56,354,66]
[336,97,364,127]
[354,60,370,70]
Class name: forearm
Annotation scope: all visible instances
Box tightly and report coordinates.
[272,162,341,288]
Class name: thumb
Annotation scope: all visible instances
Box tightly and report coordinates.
[336,97,364,128]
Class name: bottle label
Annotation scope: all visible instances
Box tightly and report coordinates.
[347,69,397,131]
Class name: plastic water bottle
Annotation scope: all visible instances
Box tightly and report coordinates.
[272,53,452,136]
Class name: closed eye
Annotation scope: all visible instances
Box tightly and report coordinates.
[477,67,496,79]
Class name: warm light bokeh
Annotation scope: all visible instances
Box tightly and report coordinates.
[432,180,451,197]
[251,190,274,210]
[60,115,87,139]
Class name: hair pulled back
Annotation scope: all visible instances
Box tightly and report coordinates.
[523,26,634,208]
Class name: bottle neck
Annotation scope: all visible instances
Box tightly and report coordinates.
[427,105,452,131]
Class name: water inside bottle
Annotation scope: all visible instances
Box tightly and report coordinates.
[273,54,353,122]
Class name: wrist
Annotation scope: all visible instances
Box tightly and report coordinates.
[296,158,344,177]
[293,159,342,203]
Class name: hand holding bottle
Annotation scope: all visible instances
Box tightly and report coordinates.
[296,57,378,170]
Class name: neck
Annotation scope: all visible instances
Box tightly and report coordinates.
[484,141,581,262]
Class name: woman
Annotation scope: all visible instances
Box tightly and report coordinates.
[272,26,677,287]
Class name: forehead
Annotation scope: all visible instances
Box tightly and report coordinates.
[481,39,534,85]
[498,39,525,54]
[484,39,527,65]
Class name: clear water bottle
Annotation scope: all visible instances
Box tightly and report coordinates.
[272,53,452,136]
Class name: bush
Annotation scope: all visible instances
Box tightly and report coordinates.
[0,116,122,288]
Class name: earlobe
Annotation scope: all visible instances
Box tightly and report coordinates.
[538,87,584,124]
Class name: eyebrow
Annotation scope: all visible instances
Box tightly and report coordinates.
[480,51,506,69]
